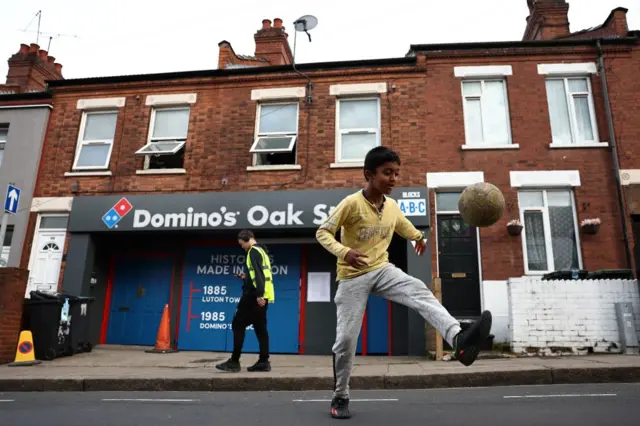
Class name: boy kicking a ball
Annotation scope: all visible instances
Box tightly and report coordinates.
[316,146,492,420]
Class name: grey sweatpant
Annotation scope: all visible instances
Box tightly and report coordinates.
[332,263,461,399]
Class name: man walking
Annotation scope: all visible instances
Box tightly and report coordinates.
[216,230,274,373]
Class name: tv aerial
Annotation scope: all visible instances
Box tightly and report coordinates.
[293,15,318,42]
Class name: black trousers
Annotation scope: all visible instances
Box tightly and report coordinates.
[231,296,269,362]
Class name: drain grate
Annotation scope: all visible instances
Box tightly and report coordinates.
[191,358,222,364]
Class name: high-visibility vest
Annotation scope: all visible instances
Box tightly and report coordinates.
[246,245,275,302]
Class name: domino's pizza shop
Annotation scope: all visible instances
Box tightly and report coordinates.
[60,187,432,356]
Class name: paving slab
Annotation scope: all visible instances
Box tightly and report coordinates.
[1,345,639,392]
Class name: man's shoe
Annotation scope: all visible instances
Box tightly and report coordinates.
[453,310,492,367]
[215,358,241,372]
[330,396,351,419]
[247,359,271,372]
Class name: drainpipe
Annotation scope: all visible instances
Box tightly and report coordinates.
[596,39,633,272]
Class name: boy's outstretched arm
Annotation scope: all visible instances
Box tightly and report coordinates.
[394,205,426,242]
[315,198,352,260]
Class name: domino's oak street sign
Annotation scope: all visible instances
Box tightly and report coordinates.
[4,184,20,214]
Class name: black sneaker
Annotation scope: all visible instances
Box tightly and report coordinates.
[453,310,492,367]
[330,396,351,419]
[247,359,271,372]
[215,358,241,372]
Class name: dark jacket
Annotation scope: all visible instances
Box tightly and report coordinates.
[243,244,267,298]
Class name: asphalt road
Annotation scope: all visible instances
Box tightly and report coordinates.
[1,383,639,425]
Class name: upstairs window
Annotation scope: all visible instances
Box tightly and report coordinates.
[136,107,190,170]
[0,125,7,169]
[461,80,512,147]
[336,98,380,163]
[545,77,599,146]
[72,111,118,170]
[250,102,299,166]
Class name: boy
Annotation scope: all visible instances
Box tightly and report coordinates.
[316,146,492,419]
[216,230,273,373]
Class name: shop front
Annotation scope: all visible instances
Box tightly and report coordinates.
[61,187,432,356]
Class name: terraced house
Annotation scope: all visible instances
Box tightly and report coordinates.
[21,0,640,358]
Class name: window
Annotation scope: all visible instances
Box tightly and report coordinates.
[545,77,599,145]
[0,125,7,169]
[436,192,461,213]
[336,98,380,163]
[39,215,69,230]
[2,225,13,247]
[136,107,190,170]
[518,189,581,274]
[250,102,298,166]
[461,80,512,147]
[73,111,118,170]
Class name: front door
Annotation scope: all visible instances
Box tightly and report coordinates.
[107,256,174,346]
[437,214,481,318]
[27,231,66,294]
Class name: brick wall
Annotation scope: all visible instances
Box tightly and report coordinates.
[508,277,640,354]
[31,43,640,282]
[0,268,29,364]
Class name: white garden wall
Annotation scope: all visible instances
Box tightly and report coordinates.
[507,278,640,354]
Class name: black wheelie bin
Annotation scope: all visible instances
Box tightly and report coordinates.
[24,291,73,360]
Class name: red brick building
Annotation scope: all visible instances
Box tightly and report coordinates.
[22,1,640,355]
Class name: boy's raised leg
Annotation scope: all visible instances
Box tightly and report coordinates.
[372,264,492,366]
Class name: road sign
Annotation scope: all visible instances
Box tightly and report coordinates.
[4,184,20,214]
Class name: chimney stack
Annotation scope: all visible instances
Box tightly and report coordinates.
[523,0,570,41]
[3,43,64,92]
[253,17,293,66]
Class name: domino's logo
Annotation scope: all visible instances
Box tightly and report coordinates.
[102,197,133,229]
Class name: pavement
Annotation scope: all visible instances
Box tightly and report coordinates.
[1,345,640,392]
[1,384,639,425]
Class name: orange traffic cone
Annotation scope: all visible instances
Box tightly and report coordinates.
[145,304,178,354]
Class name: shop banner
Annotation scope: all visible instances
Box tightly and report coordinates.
[67,187,429,232]
[178,244,301,353]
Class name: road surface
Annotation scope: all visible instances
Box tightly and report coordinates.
[1,383,639,425]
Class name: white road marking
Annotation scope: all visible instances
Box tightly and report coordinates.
[0,400,15,403]
[293,398,399,402]
[101,399,199,403]
[504,393,617,399]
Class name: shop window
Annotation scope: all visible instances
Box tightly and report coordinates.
[460,79,513,148]
[136,107,190,170]
[518,189,582,274]
[335,98,380,164]
[0,125,8,169]
[72,111,118,171]
[39,215,69,230]
[250,102,299,166]
[545,77,599,146]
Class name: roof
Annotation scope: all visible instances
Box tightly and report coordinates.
[408,35,639,54]
[46,56,417,88]
[0,91,53,102]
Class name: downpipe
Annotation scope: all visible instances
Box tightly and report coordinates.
[596,40,633,273]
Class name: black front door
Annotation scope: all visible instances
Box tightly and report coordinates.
[437,214,481,318]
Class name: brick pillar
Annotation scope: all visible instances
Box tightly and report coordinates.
[0,268,29,364]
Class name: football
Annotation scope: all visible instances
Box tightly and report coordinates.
[458,182,505,227]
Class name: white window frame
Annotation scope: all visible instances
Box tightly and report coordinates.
[136,106,190,170]
[544,76,601,147]
[335,97,381,164]
[250,101,299,166]
[518,189,583,275]
[72,110,118,171]
[460,78,514,148]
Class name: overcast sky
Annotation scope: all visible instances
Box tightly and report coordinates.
[1,0,638,80]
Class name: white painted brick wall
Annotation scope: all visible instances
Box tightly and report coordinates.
[507,278,640,354]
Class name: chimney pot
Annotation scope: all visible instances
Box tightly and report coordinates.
[54,63,63,74]
[47,55,56,64]
[262,19,272,30]
[18,44,29,54]
[28,43,39,53]
[38,50,49,61]
[274,18,283,28]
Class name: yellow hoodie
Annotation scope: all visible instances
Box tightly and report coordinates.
[315,190,424,280]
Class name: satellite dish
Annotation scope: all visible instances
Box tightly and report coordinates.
[293,15,318,41]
